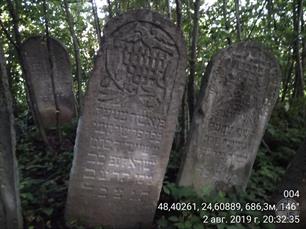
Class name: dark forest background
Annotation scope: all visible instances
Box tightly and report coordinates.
[1,0,306,228]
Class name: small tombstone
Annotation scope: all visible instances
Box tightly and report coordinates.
[0,42,23,228]
[22,36,76,128]
[178,41,281,193]
[272,138,306,228]
[65,10,186,228]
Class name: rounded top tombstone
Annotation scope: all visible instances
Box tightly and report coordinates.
[66,9,187,229]
[178,41,281,193]
[22,35,76,129]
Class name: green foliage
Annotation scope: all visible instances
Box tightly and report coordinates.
[16,112,74,228]
[158,98,306,228]
[157,182,276,229]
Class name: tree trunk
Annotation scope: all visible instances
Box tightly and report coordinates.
[267,0,278,43]
[187,0,192,46]
[175,0,182,29]
[281,52,294,102]
[115,0,121,16]
[63,0,82,112]
[90,0,102,49]
[188,0,200,121]
[5,0,50,148]
[146,0,151,9]
[0,38,23,229]
[167,0,171,19]
[107,0,113,18]
[247,1,267,39]
[5,44,18,116]
[301,1,306,79]
[234,0,241,41]
[175,0,188,145]
[292,0,304,98]
[267,0,272,34]
[222,0,231,46]
[43,0,62,147]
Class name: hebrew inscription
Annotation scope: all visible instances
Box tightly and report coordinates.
[178,41,281,193]
[66,10,186,228]
[22,36,76,128]
[0,42,23,229]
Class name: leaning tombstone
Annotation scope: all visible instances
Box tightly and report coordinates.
[22,36,76,129]
[178,41,281,193]
[65,9,187,228]
[0,41,23,228]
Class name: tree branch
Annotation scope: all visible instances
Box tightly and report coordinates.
[234,0,241,41]
[175,0,182,29]
[222,0,231,45]
[63,0,82,112]
[6,0,51,149]
[247,0,268,39]
[188,0,200,121]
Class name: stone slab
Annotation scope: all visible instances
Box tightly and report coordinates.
[65,9,187,228]
[22,36,76,128]
[178,41,281,193]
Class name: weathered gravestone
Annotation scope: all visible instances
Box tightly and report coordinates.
[178,41,281,193]
[0,42,23,228]
[22,36,76,128]
[65,10,186,228]
[272,138,306,228]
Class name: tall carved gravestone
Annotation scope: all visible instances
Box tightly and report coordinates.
[0,42,23,228]
[22,36,76,128]
[178,41,281,193]
[66,10,186,228]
